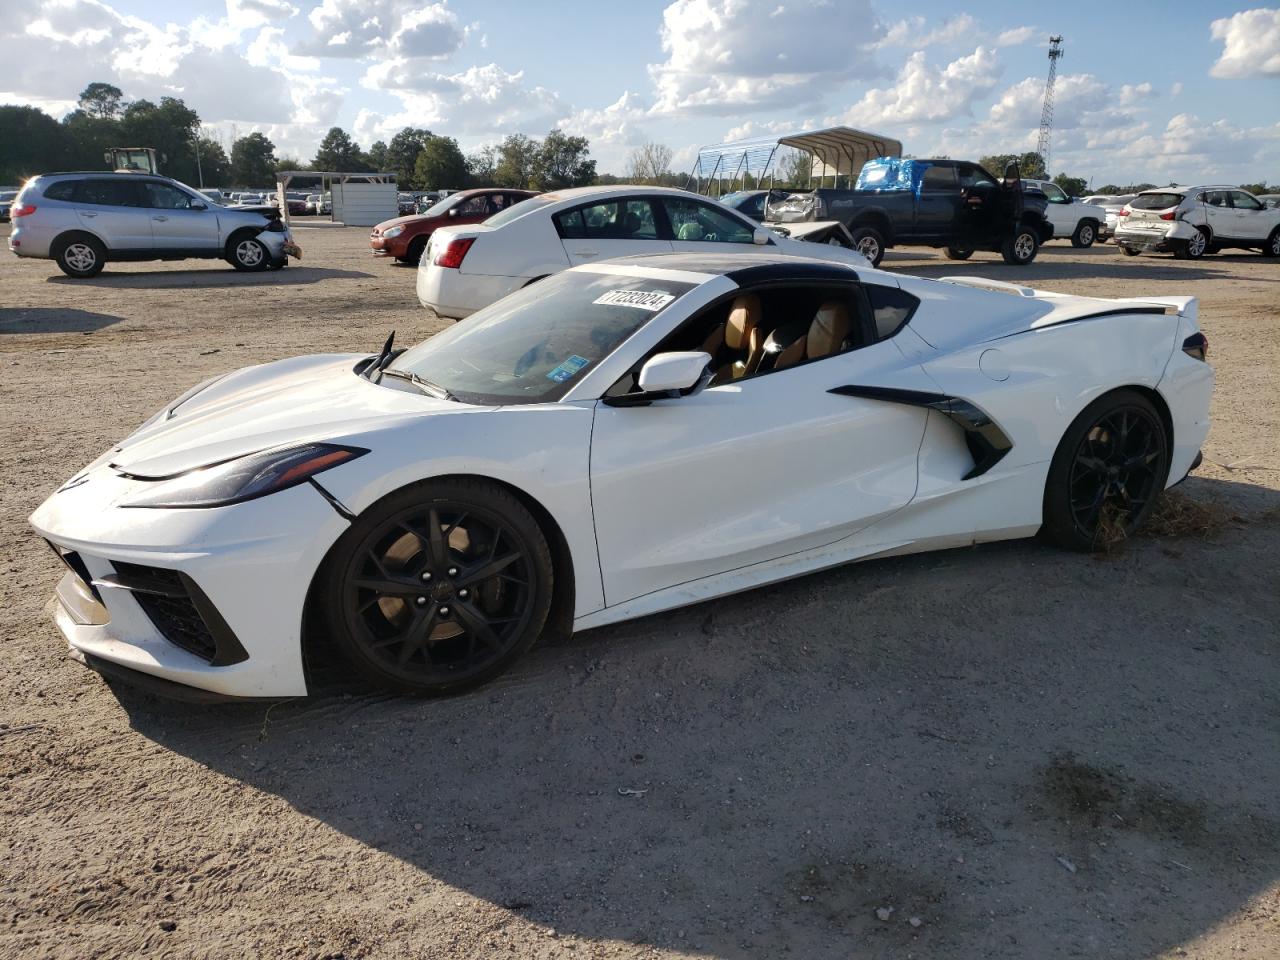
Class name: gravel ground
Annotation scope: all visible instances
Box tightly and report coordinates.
[1,226,1278,960]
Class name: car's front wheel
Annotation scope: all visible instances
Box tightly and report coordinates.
[848,226,885,267]
[54,235,106,278]
[320,478,554,696]
[228,236,270,271]
[1070,220,1097,248]
[1001,227,1039,265]
[1041,389,1170,552]
[399,236,428,265]
[1263,228,1280,258]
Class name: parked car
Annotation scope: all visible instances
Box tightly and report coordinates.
[1114,186,1280,258]
[6,172,298,277]
[397,192,418,215]
[1080,194,1136,242]
[306,193,332,216]
[0,190,18,222]
[416,185,873,319]
[1257,193,1280,209]
[370,188,537,265]
[1022,180,1106,247]
[764,157,1053,267]
[30,251,1212,699]
[415,192,441,213]
[717,189,791,222]
[197,188,225,206]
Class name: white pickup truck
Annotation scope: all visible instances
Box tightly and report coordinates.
[1023,179,1107,248]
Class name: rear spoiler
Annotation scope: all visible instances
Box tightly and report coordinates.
[938,277,1195,318]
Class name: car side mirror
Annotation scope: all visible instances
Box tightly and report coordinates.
[606,351,713,406]
[190,202,207,211]
[448,208,459,217]
[752,227,770,245]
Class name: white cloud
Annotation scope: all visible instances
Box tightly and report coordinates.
[648,0,883,115]
[1112,112,1280,180]
[1210,7,1280,78]
[994,26,1037,47]
[560,91,651,148]
[227,0,298,31]
[1118,82,1155,107]
[843,46,1001,126]
[877,15,1035,49]
[298,0,463,60]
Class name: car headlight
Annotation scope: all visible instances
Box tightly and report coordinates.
[382,225,405,239]
[122,443,367,509]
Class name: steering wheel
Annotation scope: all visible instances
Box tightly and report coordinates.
[703,232,718,242]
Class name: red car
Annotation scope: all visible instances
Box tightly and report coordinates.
[370,188,537,264]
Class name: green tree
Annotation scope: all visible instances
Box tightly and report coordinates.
[494,133,540,189]
[534,129,595,190]
[230,132,277,186]
[980,152,1046,179]
[386,127,433,186]
[118,97,202,182]
[0,105,71,181]
[78,82,125,119]
[312,126,364,170]
[365,140,389,171]
[413,136,467,190]
[1239,182,1271,195]
[192,136,230,187]
[466,145,497,186]
[777,148,813,187]
[625,142,672,184]
[61,110,119,170]
[1052,173,1088,197]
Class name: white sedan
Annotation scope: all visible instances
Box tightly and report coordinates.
[416,185,869,319]
[32,253,1212,700]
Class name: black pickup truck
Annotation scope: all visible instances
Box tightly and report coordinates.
[765,158,1054,267]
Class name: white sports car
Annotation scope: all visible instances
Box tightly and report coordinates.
[416,184,869,319]
[31,254,1213,700]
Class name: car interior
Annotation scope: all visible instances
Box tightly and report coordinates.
[605,282,919,397]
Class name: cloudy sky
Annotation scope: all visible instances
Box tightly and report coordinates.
[2,0,1277,186]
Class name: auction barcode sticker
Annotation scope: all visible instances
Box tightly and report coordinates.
[593,289,675,311]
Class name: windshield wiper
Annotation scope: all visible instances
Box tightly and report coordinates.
[381,368,458,401]
[363,330,402,381]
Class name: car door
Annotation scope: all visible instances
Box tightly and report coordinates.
[588,285,931,605]
[915,163,961,240]
[1228,190,1269,240]
[660,196,765,255]
[554,197,672,264]
[140,181,221,252]
[1036,182,1073,235]
[72,178,152,250]
[1199,190,1232,237]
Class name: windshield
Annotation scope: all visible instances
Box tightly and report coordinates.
[485,194,556,228]
[1130,193,1184,210]
[0,191,17,201]
[389,270,695,405]
[420,194,464,217]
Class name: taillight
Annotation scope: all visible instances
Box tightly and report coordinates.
[1182,332,1208,361]
[11,203,36,218]
[1118,209,1129,217]
[432,236,475,269]
[1159,211,1176,221]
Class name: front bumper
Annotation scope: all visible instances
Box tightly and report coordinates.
[31,465,350,698]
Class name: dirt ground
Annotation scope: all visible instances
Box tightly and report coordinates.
[1,225,1278,960]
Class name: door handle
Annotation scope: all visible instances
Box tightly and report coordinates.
[573,249,598,258]
[152,216,168,222]
[80,211,97,218]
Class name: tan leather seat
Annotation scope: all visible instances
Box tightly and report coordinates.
[773,301,852,370]
[708,294,764,383]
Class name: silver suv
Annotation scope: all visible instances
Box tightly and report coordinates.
[7,172,296,278]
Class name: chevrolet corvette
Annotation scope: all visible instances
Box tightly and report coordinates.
[31,254,1213,699]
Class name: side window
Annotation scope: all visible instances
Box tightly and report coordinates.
[1041,183,1068,204]
[42,181,77,201]
[1204,191,1228,207]
[956,165,995,189]
[554,199,659,240]
[143,182,194,209]
[455,195,490,216]
[921,165,959,192]
[662,198,754,243]
[1230,191,1263,211]
[77,179,140,207]
[864,284,920,340]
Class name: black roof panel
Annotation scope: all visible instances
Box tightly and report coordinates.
[602,252,863,286]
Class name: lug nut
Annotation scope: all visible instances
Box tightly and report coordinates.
[415,597,427,606]
[438,606,450,617]
[458,588,469,599]
[447,566,458,577]
[421,571,432,582]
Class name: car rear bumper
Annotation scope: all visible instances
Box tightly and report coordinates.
[416,263,524,319]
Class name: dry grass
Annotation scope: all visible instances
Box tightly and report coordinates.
[1094,489,1238,552]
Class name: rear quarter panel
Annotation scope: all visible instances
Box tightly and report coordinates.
[460,216,569,280]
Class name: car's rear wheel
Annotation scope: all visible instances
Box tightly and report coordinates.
[848,226,885,267]
[228,236,269,271]
[54,235,106,278]
[320,478,554,696]
[944,246,973,260]
[1175,227,1209,260]
[1001,227,1039,265]
[1070,220,1097,248]
[1041,390,1170,552]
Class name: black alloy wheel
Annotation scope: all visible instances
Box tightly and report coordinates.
[1041,390,1170,551]
[322,479,553,695]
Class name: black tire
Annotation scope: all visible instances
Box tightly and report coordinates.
[848,226,885,267]
[53,234,106,278]
[1120,246,1141,256]
[1041,389,1170,552]
[1001,227,1039,265]
[944,246,973,260]
[318,478,554,696]
[227,234,270,271]
[404,236,428,265]
[1175,227,1209,260]
[267,259,287,271]
[1070,220,1097,248]
[1263,228,1280,258]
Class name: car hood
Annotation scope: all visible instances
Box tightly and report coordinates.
[108,353,471,478]
[374,214,434,232]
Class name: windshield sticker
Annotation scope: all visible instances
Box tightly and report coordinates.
[546,355,591,383]
[593,289,676,312]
